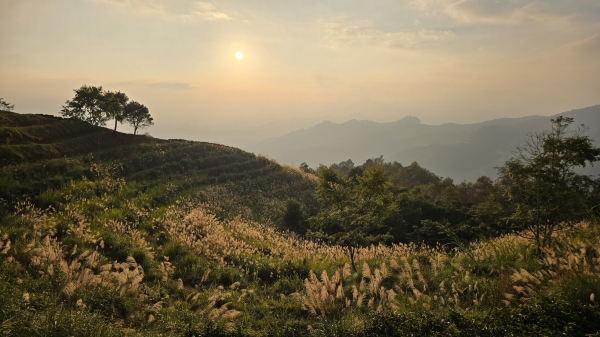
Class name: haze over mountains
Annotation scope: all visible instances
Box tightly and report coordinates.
[250,105,600,182]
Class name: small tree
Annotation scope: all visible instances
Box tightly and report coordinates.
[124,101,153,135]
[309,166,396,271]
[299,162,315,174]
[0,98,14,111]
[282,199,308,235]
[497,116,600,249]
[100,91,124,134]
[61,85,108,127]
[105,91,129,133]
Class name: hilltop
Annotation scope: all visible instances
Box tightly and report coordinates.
[0,110,317,220]
[250,105,600,181]
[1,111,600,336]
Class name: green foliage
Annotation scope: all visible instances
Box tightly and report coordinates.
[103,91,129,133]
[317,158,495,248]
[0,97,14,112]
[2,111,600,336]
[356,299,600,337]
[282,199,309,235]
[60,85,150,136]
[309,165,396,270]
[299,162,316,174]
[124,101,153,135]
[330,157,441,189]
[457,176,495,206]
[494,117,600,248]
[61,85,109,127]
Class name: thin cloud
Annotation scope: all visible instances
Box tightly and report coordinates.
[447,0,570,25]
[447,0,529,24]
[185,2,231,21]
[387,30,456,49]
[112,80,194,90]
[147,82,194,89]
[321,17,455,49]
[411,0,574,26]
[409,0,454,15]
[566,34,600,55]
[92,0,231,21]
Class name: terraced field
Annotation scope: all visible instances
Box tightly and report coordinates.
[0,111,316,218]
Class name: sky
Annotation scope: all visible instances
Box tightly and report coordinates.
[1,0,599,144]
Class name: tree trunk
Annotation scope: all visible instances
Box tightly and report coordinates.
[113,119,118,134]
[534,228,542,256]
[348,246,357,273]
[134,126,138,135]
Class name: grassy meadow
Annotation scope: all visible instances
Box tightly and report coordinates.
[1,110,600,336]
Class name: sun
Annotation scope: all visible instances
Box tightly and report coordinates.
[235,51,243,60]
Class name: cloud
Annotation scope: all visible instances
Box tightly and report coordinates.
[321,17,455,49]
[567,34,600,55]
[447,0,526,24]
[113,80,194,90]
[409,0,454,15]
[146,81,193,89]
[92,0,166,16]
[447,0,566,25]
[411,0,573,26]
[92,0,231,21]
[387,30,456,49]
[185,2,231,20]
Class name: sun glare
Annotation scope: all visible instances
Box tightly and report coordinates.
[235,51,243,60]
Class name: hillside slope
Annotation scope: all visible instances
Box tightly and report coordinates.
[251,105,600,181]
[1,111,600,336]
[0,111,317,222]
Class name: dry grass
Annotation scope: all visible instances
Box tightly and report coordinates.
[5,191,600,334]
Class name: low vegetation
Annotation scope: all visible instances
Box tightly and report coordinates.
[1,110,600,336]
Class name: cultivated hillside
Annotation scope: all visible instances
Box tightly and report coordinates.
[1,111,600,336]
[251,105,600,181]
[0,111,317,220]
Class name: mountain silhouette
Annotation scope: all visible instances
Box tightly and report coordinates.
[251,105,600,182]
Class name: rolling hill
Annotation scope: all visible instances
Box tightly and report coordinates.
[250,105,600,182]
[1,110,600,336]
[0,111,317,220]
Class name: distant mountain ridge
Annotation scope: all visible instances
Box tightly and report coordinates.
[250,105,600,182]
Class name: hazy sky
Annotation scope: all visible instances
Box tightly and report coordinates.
[1,0,599,142]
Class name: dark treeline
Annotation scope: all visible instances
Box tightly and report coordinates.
[290,157,498,247]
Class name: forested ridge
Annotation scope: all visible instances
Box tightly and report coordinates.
[252,105,600,182]
[1,110,600,336]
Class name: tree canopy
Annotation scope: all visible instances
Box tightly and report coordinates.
[60,85,109,127]
[308,165,397,271]
[124,101,154,135]
[60,85,152,136]
[0,98,14,112]
[493,116,600,249]
[105,91,129,133]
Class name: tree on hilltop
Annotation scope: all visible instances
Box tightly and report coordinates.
[0,98,14,112]
[61,85,109,127]
[61,85,153,136]
[105,91,129,133]
[124,101,153,135]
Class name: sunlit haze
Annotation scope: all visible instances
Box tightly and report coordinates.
[1,0,599,146]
